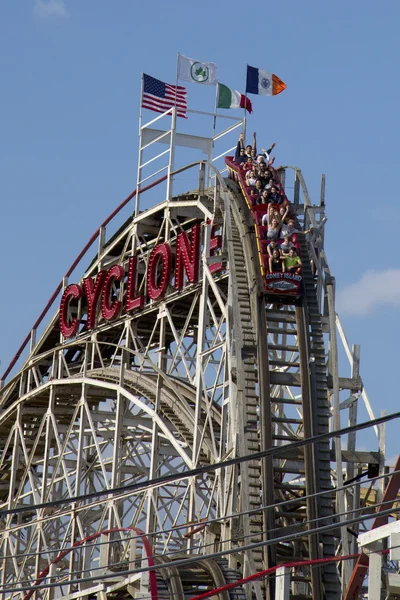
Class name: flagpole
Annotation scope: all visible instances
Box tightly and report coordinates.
[167,55,180,201]
[135,72,144,217]
[212,83,218,140]
[243,64,248,140]
[176,52,180,89]
[206,82,219,187]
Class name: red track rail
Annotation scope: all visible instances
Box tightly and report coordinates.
[23,527,158,600]
[1,175,168,384]
[190,553,361,600]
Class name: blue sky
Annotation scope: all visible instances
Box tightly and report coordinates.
[1,0,399,457]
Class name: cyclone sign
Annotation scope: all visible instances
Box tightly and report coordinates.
[59,223,223,339]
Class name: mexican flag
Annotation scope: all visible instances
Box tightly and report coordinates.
[217,83,253,113]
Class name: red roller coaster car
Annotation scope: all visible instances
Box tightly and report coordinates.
[225,156,303,302]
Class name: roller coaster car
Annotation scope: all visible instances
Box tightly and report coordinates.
[225,156,304,303]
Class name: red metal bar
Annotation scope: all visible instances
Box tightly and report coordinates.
[1,175,168,383]
[344,454,400,600]
[190,552,360,600]
[23,527,158,600]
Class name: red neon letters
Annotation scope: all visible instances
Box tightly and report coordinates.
[83,271,108,330]
[147,243,172,300]
[101,265,125,321]
[126,257,145,312]
[59,284,83,338]
[59,223,223,338]
[174,223,200,289]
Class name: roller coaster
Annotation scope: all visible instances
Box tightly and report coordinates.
[0,107,398,600]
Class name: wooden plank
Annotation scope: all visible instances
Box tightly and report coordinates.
[270,372,301,386]
[335,450,381,464]
[271,372,362,390]
[327,375,362,390]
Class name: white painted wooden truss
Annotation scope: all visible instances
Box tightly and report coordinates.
[0,161,386,600]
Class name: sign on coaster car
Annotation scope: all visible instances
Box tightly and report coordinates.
[59,223,222,339]
[265,272,302,296]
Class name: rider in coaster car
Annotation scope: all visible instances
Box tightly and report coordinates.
[235,132,256,162]
[284,248,302,274]
[257,189,270,205]
[280,235,295,255]
[254,178,265,195]
[267,186,283,205]
[245,169,257,187]
[269,248,285,273]
[266,238,280,257]
[281,219,299,238]
[235,132,275,164]
[243,156,254,171]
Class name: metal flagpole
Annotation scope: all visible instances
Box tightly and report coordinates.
[212,83,219,140]
[208,83,219,186]
[135,72,144,217]
[243,64,248,139]
[166,55,180,201]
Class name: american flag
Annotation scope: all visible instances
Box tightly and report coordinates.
[142,74,187,118]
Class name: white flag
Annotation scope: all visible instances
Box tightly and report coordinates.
[178,54,218,85]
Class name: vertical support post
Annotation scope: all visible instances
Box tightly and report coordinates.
[135,74,144,217]
[275,566,290,600]
[33,388,54,592]
[69,394,86,590]
[98,226,106,265]
[30,328,36,352]
[187,223,212,550]
[129,534,137,571]
[207,143,214,187]
[378,409,386,504]
[293,171,300,205]
[296,308,322,600]
[81,541,92,591]
[109,381,125,561]
[0,536,8,600]
[99,532,109,573]
[326,276,352,592]
[27,328,37,392]
[258,293,277,600]
[199,161,205,196]
[146,209,171,553]
[320,174,326,207]
[347,344,360,558]
[367,542,383,600]
[139,555,151,600]
[48,562,56,600]
[3,422,20,600]
[166,107,177,201]
[192,222,211,465]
